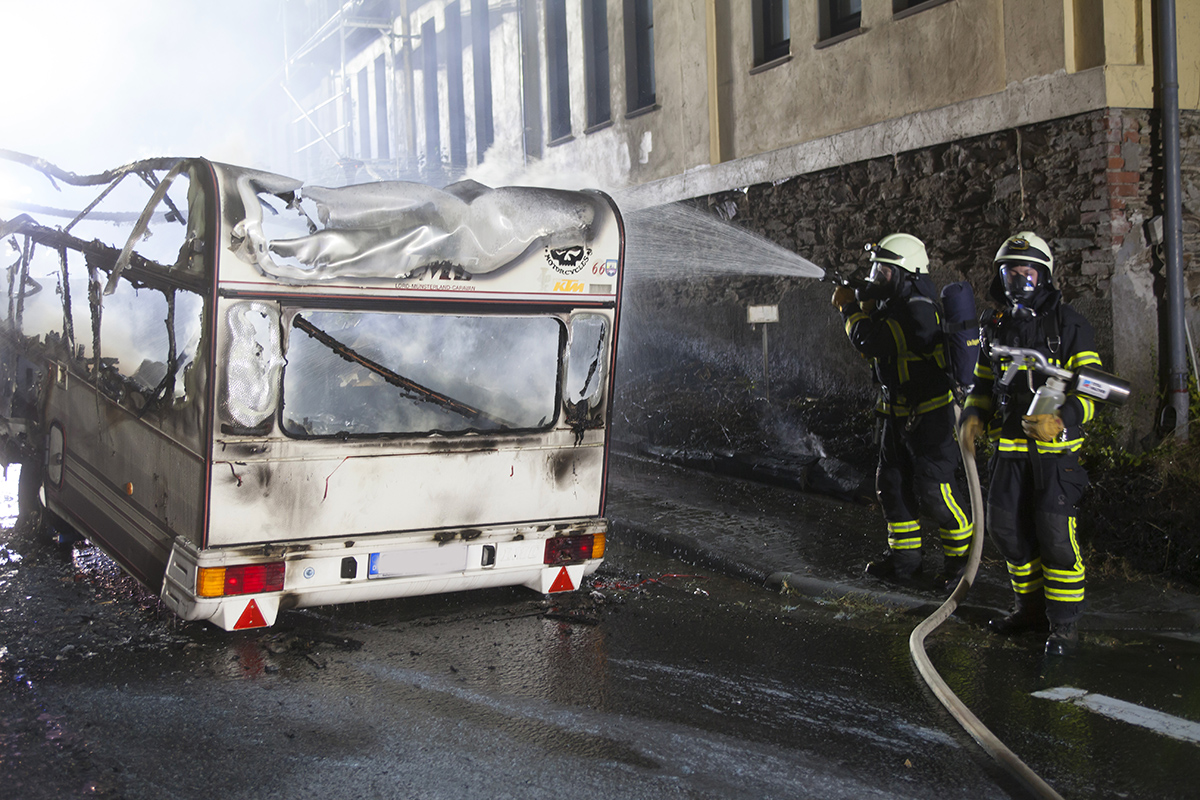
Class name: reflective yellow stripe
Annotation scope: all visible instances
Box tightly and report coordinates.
[1078,396,1096,424]
[887,520,921,534]
[1011,577,1044,593]
[1045,587,1086,602]
[887,319,910,383]
[964,394,991,412]
[888,537,922,550]
[878,391,954,417]
[844,312,868,337]
[975,362,994,380]
[1067,350,1102,370]
[1007,559,1042,577]
[940,483,970,532]
[997,437,1084,454]
[1044,566,1086,582]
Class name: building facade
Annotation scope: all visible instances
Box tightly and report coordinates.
[269,0,1200,446]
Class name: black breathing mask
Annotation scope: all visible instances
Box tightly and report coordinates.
[856,260,901,303]
[1000,263,1045,318]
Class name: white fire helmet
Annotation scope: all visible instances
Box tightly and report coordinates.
[994,231,1054,279]
[864,232,930,275]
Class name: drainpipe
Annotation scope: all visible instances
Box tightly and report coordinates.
[1159,0,1188,441]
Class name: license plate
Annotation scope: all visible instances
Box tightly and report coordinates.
[367,546,468,579]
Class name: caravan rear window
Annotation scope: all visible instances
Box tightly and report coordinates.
[281,310,563,437]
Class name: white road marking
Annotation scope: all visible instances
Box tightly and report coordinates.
[1032,686,1200,745]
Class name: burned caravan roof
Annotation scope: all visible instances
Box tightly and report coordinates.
[0,152,624,304]
[212,162,623,301]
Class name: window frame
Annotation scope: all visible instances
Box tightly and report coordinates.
[583,0,612,130]
[753,0,790,67]
[624,0,656,114]
[545,0,573,143]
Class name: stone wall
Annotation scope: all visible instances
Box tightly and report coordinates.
[618,108,1200,451]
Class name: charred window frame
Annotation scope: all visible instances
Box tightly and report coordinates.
[820,0,862,41]
[546,0,572,143]
[446,2,468,169]
[471,0,495,160]
[624,0,656,114]
[583,0,611,130]
[753,0,790,67]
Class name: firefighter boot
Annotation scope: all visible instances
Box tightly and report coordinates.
[1045,620,1080,657]
[864,550,923,582]
[988,593,1048,635]
[940,556,968,594]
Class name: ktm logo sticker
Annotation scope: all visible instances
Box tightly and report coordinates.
[546,245,591,275]
[553,280,586,293]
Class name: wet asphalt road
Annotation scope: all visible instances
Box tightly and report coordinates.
[2,472,1200,799]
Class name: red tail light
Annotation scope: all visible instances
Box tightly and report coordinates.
[543,533,605,565]
[197,562,285,597]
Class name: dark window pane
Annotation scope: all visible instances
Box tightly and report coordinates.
[829,0,862,37]
[584,0,611,127]
[547,0,571,140]
[471,0,494,159]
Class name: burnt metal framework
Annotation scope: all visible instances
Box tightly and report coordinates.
[0,152,207,423]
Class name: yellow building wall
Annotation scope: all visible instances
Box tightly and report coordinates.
[1066,0,1200,110]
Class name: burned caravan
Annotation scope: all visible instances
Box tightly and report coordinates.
[0,155,623,630]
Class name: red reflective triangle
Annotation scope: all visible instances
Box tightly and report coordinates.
[548,567,575,593]
[233,599,268,630]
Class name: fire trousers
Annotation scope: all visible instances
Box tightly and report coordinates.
[985,451,1088,624]
[875,404,972,566]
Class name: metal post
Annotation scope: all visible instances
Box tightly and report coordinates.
[762,323,770,402]
[1159,0,1188,441]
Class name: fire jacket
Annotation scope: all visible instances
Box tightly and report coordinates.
[964,287,1102,456]
[839,273,953,417]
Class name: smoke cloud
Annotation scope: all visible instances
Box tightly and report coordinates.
[1,1,284,173]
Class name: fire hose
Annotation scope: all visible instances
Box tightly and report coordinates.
[908,351,1128,799]
[907,415,1065,800]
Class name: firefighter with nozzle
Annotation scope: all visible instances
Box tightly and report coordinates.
[831,233,972,590]
[958,231,1102,657]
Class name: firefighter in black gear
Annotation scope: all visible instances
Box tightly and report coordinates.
[959,231,1100,656]
[833,233,971,590]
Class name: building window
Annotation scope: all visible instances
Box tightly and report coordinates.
[546,0,571,141]
[374,54,390,160]
[583,0,611,128]
[624,0,655,112]
[356,69,371,159]
[446,2,468,168]
[754,0,790,66]
[421,17,441,171]
[825,0,861,38]
[471,0,494,160]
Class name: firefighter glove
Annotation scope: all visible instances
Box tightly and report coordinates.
[832,286,857,311]
[1022,413,1065,442]
[959,412,985,443]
